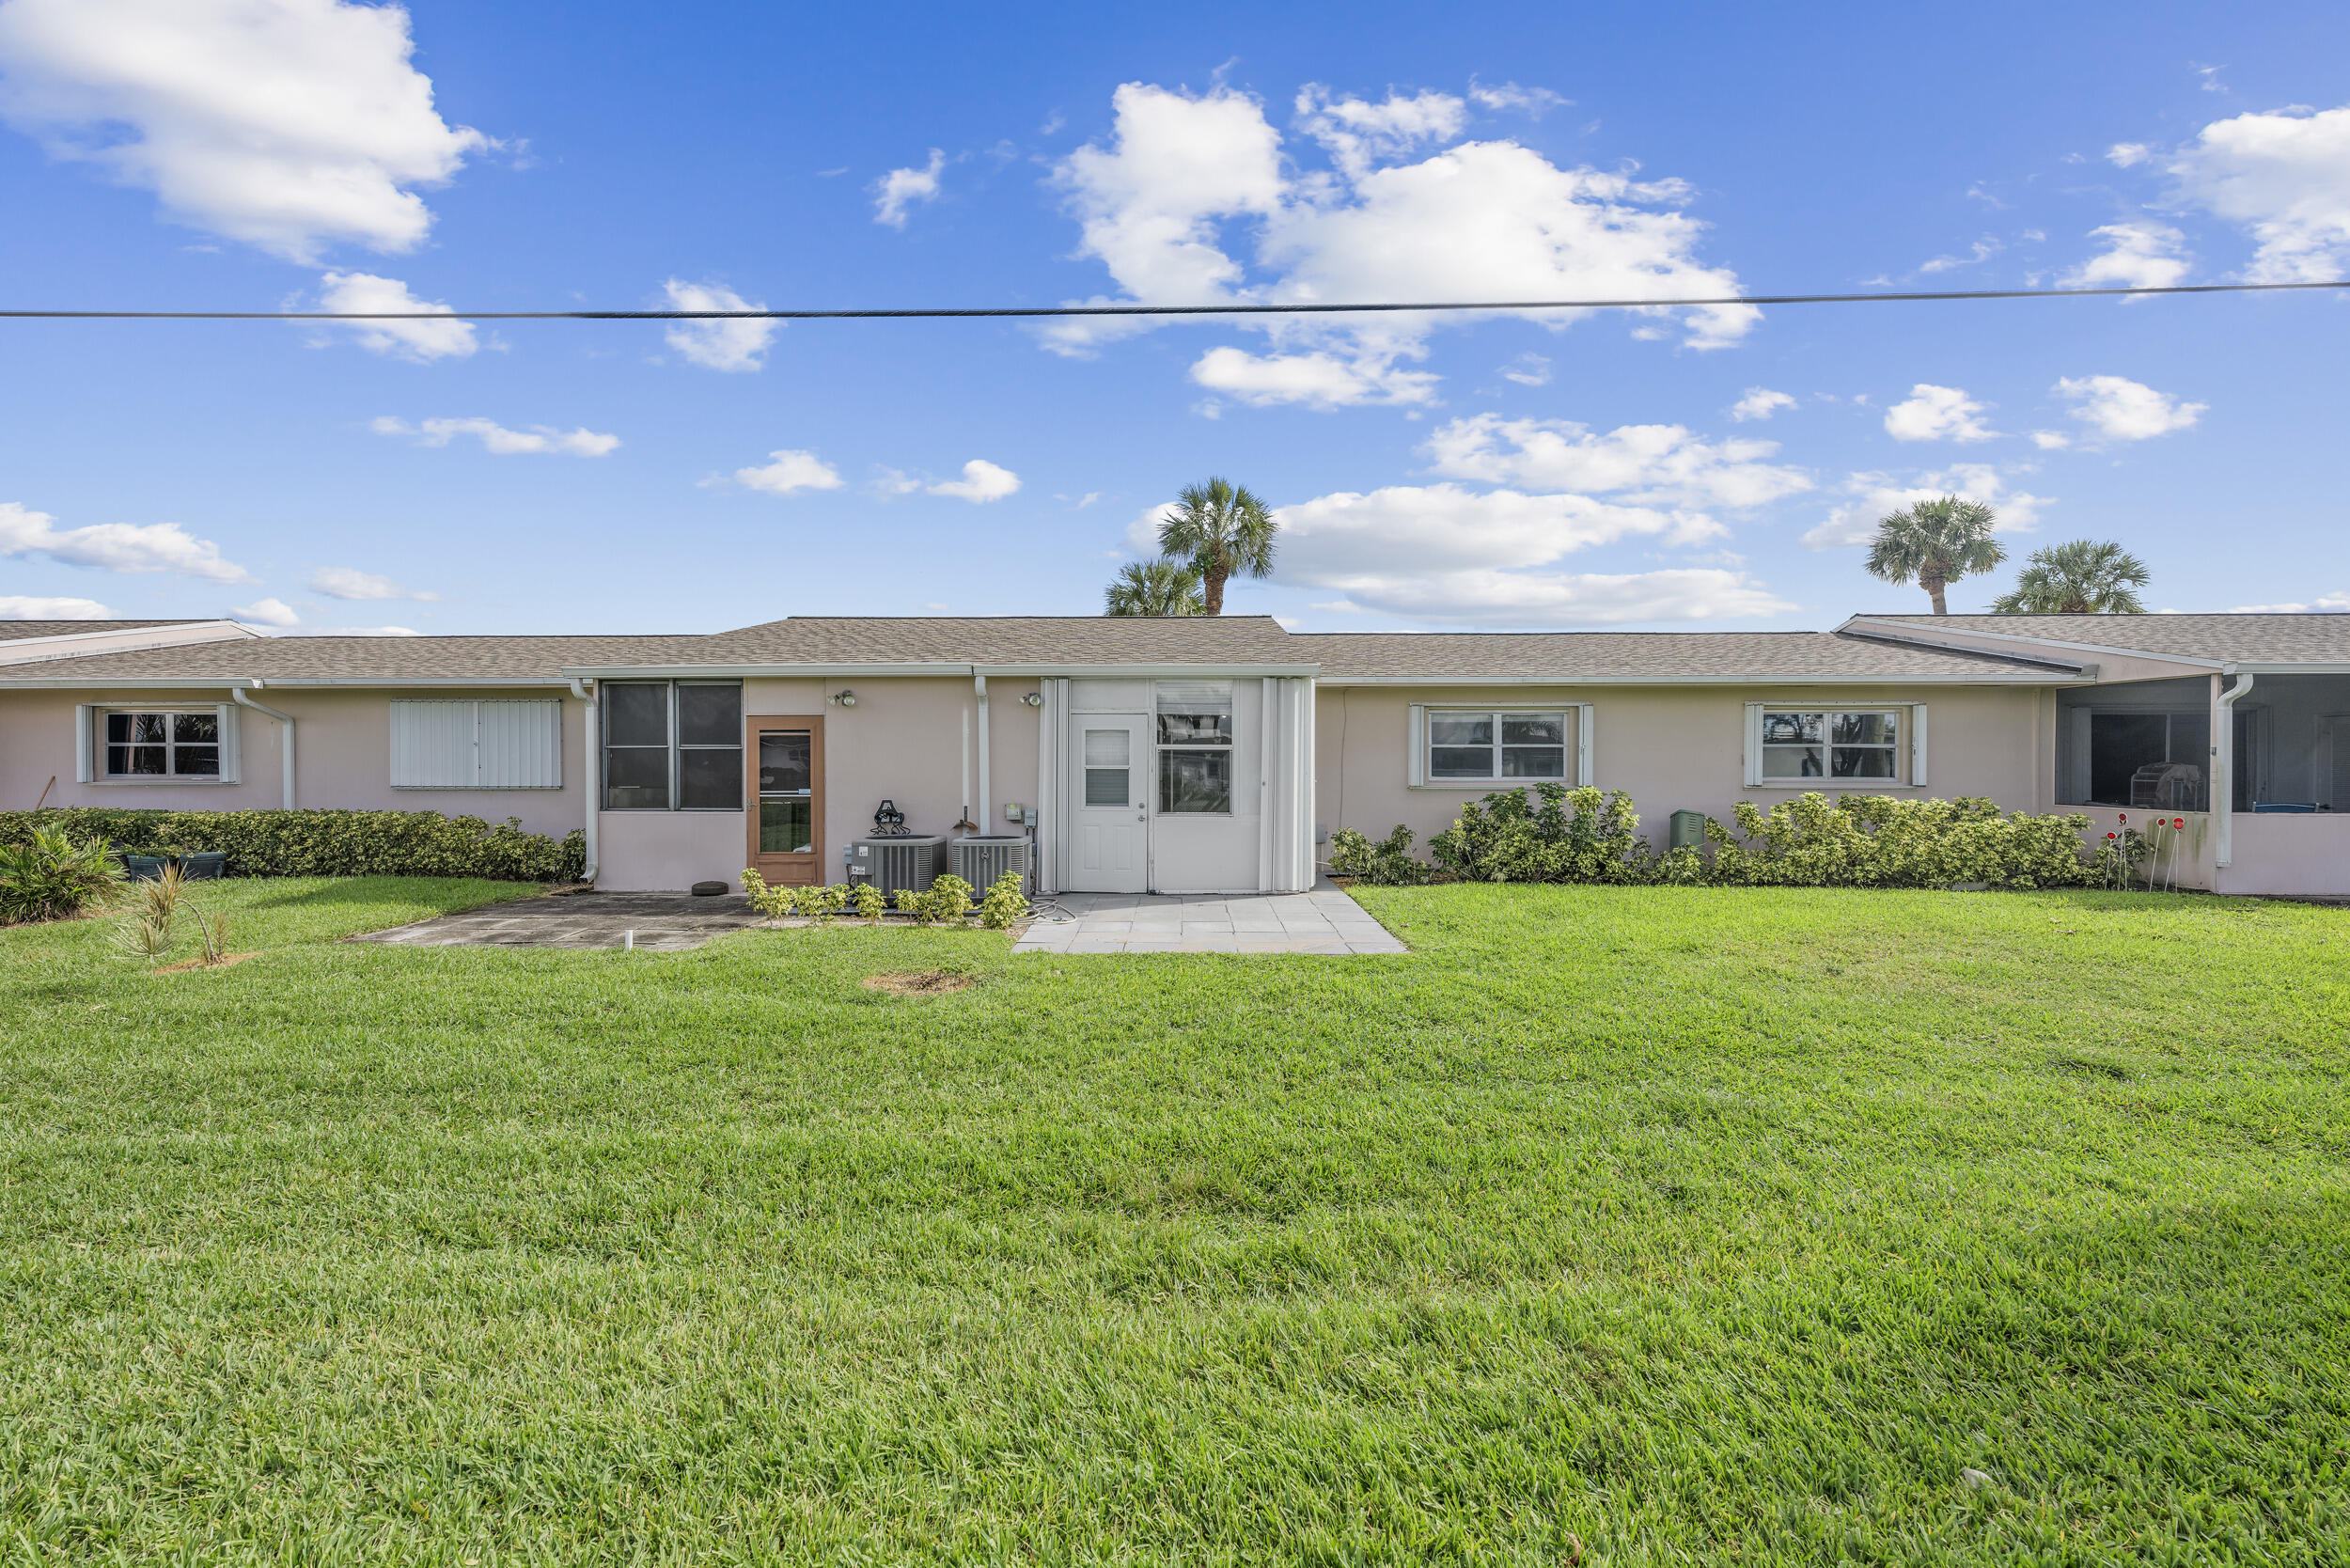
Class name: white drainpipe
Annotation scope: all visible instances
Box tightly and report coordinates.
[2216,666,2255,870]
[230,682,296,808]
[973,671,990,832]
[568,678,600,883]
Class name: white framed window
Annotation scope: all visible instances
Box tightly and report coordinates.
[391,699,562,790]
[1155,680,1232,814]
[602,681,742,810]
[1745,703,1928,788]
[78,704,238,784]
[1407,705,1591,788]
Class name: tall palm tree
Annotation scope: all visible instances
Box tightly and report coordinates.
[1865,495,2007,615]
[1103,558,1205,617]
[1990,540,2150,614]
[1155,477,1277,615]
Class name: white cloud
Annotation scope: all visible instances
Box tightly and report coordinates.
[1729,387,1796,422]
[661,279,776,372]
[872,149,944,228]
[1883,384,1998,443]
[0,0,485,263]
[1268,481,1782,625]
[230,596,300,627]
[1499,352,1551,386]
[1424,414,1812,509]
[1190,344,1438,407]
[1802,464,2048,549]
[0,500,253,582]
[926,459,1021,503]
[2168,105,2350,282]
[2232,590,2349,613]
[1042,81,1754,394]
[2029,430,2071,450]
[307,566,435,601]
[0,594,109,619]
[2053,374,2205,441]
[1918,238,2000,274]
[1468,82,1566,117]
[370,416,618,456]
[2060,222,2190,291]
[2107,142,2152,168]
[314,271,476,360]
[728,449,844,495]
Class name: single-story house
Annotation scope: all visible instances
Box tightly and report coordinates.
[2,610,2344,897]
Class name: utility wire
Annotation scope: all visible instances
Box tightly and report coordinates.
[0,278,2343,321]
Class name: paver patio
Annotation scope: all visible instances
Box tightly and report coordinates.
[350,890,763,950]
[1011,881,1406,955]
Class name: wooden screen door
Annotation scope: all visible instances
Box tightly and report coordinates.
[744,716,824,886]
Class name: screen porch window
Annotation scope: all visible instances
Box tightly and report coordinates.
[758,729,813,853]
[2086,711,2212,810]
[1760,710,1902,781]
[1156,681,1232,814]
[105,711,220,778]
[1428,711,1570,781]
[603,682,742,809]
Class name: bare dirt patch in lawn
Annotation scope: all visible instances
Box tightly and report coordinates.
[153,952,256,975]
[861,969,976,996]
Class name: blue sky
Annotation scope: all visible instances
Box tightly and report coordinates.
[0,0,2344,635]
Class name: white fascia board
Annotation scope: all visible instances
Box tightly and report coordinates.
[0,619,261,667]
[1836,616,2223,669]
[0,675,572,691]
[2238,661,2350,675]
[557,661,1324,680]
[1314,670,2092,686]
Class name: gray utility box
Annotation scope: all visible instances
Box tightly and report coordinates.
[951,835,1031,893]
[845,835,946,898]
[1668,809,1707,852]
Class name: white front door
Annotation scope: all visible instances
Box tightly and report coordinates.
[1065,715,1149,892]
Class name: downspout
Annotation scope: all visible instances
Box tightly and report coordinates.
[973,671,991,830]
[230,682,295,808]
[569,679,600,884]
[2216,666,2255,870]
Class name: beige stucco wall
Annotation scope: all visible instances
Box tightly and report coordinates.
[0,685,588,838]
[1314,682,2052,857]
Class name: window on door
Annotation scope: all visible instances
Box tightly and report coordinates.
[602,681,743,809]
[757,729,813,853]
[1155,682,1231,814]
[1083,729,1132,806]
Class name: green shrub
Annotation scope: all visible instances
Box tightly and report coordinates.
[977,870,1028,929]
[1335,784,2098,892]
[0,808,583,883]
[1326,824,1435,886]
[0,827,129,924]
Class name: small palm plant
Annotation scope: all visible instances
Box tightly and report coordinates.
[1991,540,2150,614]
[1155,477,1277,615]
[1103,558,1205,617]
[1865,495,2007,615]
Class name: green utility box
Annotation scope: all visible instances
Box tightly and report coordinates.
[1668,809,1707,852]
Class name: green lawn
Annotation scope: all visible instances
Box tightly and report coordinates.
[3,877,2346,1564]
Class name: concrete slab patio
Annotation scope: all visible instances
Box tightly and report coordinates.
[1012,881,1406,956]
[352,890,763,951]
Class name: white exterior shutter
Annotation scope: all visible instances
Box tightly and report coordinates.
[1910,703,1929,788]
[478,699,562,788]
[390,700,478,788]
[1743,702,1763,788]
[1575,704,1593,787]
[75,703,99,782]
[1406,703,1427,788]
[215,702,242,784]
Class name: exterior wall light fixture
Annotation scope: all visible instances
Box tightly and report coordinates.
[1020,692,1043,708]
[828,689,857,708]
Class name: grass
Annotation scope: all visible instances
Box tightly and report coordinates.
[2,876,2346,1564]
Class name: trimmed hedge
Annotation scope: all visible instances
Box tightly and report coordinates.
[0,808,585,883]
[1336,783,2109,890]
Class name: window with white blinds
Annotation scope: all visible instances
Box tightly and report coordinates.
[390,699,562,789]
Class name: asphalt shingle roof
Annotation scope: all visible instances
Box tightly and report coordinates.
[1857,613,2350,665]
[0,619,211,642]
[1296,630,2076,681]
[694,616,1303,666]
[0,635,714,682]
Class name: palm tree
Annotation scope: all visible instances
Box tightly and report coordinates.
[1865,495,2007,615]
[1103,558,1205,617]
[1990,540,2150,614]
[1155,477,1277,615]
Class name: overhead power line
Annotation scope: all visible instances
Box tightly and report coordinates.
[0,278,2343,321]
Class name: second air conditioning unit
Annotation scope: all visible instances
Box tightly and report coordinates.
[950,834,1031,893]
[845,835,946,898]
